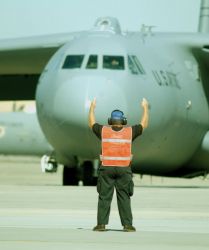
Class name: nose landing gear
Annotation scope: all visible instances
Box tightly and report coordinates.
[63,166,79,186]
[82,161,98,186]
[63,160,98,186]
[41,155,98,186]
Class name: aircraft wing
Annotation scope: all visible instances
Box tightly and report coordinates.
[0,32,82,100]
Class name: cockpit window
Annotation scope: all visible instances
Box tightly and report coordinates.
[132,55,146,74]
[128,56,138,74]
[128,55,146,75]
[103,56,124,70]
[86,55,98,69]
[62,55,84,69]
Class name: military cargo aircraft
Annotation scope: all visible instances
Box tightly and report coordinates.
[0,0,209,185]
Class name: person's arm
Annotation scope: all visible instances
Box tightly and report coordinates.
[140,98,149,129]
[88,98,96,128]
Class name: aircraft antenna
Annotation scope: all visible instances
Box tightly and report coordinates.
[140,24,155,36]
[198,0,209,32]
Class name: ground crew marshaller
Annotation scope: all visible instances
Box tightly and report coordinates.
[88,98,149,232]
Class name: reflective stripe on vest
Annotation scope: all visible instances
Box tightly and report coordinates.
[102,138,132,143]
[101,126,132,167]
[100,156,133,161]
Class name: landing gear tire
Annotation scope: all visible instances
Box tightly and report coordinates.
[82,161,97,186]
[63,166,78,186]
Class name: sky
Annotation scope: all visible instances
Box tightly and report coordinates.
[0,0,201,39]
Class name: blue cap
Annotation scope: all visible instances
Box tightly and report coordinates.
[111,110,124,120]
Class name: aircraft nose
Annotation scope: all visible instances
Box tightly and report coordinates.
[53,75,128,126]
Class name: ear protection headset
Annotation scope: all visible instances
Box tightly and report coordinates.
[108,110,127,125]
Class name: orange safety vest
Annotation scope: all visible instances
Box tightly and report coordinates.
[100,126,133,167]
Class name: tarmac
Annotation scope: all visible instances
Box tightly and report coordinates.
[0,155,209,250]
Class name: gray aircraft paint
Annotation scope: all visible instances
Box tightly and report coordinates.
[0,1,209,178]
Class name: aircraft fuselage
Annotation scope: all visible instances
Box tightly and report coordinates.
[36,27,209,177]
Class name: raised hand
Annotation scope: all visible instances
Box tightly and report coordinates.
[91,98,97,109]
[141,98,149,108]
